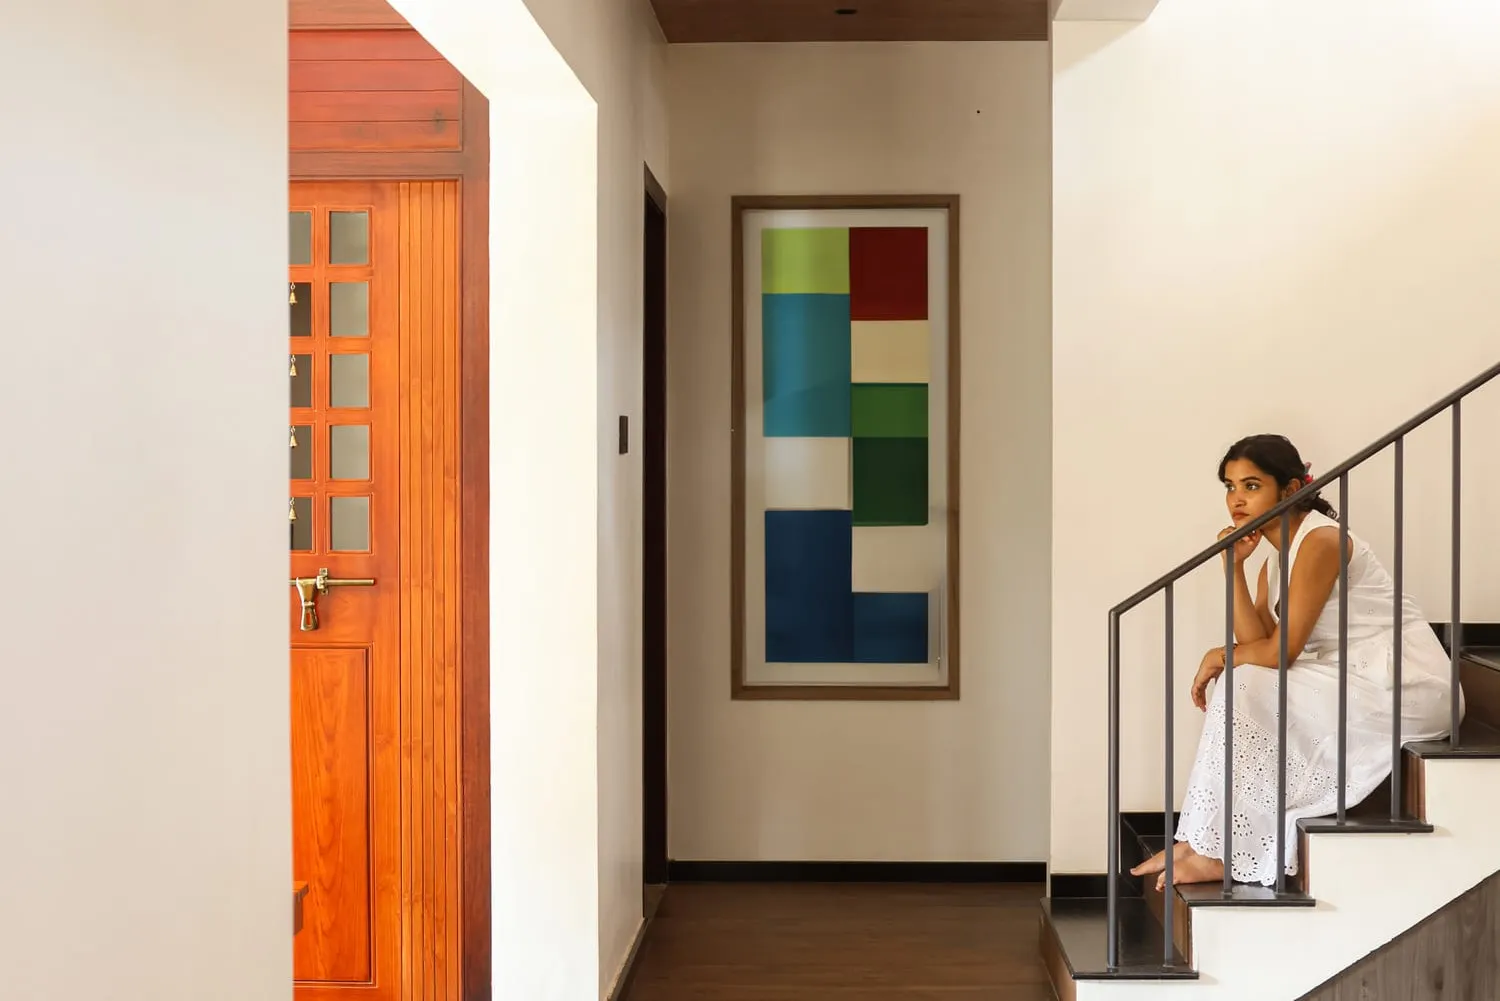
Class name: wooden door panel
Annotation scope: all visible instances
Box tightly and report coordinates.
[292,646,373,982]
[292,180,401,1000]
[290,177,464,1001]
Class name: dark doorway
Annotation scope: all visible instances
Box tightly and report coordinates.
[642,167,668,887]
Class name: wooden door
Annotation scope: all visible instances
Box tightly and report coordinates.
[290,180,464,1000]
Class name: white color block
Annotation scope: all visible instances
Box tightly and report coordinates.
[851,320,931,383]
[762,437,851,510]
[851,526,942,592]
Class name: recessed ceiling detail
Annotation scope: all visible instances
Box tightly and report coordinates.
[650,0,1050,43]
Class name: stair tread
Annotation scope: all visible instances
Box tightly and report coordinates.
[1041,897,1196,979]
[1298,815,1433,834]
[1462,647,1500,672]
[1127,834,1315,906]
[1173,882,1314,906]
[1406,715,1500,758]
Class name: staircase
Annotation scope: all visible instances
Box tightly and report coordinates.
[1039,363,1500,1001]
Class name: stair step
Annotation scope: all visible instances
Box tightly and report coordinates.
[1405,714,1500,759]
[1039,897,1196,980]
[1459,648,1500,729]
[1298,815,1433,835]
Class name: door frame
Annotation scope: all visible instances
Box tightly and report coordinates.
[290,3,492,997]
[642,166,668,886]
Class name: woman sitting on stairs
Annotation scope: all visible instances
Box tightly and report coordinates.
[1132,434,1460,890]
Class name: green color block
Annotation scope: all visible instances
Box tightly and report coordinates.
[852,437,928,526]
[762,228,849,294]
[851,383,928,439]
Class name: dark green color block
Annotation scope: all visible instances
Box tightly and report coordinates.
[852,437,928,526]
[851,383,928,438]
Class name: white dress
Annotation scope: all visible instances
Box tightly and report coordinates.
[1174,511,1458,885]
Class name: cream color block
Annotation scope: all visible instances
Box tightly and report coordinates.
[851,525,940,592]
[762,437,851,509]
[851,321,930,383]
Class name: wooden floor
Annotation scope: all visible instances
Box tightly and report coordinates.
[622,882,1055,1000]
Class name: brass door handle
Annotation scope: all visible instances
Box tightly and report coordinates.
[289,568,375,631]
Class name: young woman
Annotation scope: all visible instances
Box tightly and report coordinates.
[1132,434,1460,889]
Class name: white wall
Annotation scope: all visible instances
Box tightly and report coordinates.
[1052,0,1500,874]
[0,1,289,999]
[385,0,668,994]
[666,43,1053,863]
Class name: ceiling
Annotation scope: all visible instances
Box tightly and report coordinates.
[649,0,1050,43]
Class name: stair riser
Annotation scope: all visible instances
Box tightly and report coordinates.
[1141,873,1193,965]
[1460,656,1500,728]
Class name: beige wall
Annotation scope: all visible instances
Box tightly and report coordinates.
[1052,0,1500,874]
[0,0,290,997]
[388,0,668,993]
[666,42,1053,863]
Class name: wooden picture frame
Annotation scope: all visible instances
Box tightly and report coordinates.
[730,195,961,701]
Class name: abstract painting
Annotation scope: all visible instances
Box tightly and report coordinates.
[731,196,960,699]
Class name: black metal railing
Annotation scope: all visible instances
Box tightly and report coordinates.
[1104,360,1500,971]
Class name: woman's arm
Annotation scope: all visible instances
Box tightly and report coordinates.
[1234,529,1344,668]
[1229,561,1268,643]
[1253,561,1275,636]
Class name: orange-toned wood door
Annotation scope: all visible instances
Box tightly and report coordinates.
[290,179,464,1001]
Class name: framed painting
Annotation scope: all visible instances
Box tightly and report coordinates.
[730,195,961,700]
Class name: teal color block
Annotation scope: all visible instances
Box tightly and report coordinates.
[762,293,852,438]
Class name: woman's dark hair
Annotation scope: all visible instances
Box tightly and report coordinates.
[1217,434,1337,518]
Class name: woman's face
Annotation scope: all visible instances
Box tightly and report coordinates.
[1223,458,1286,526]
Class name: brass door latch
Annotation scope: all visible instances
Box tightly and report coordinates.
[288,568,375,631]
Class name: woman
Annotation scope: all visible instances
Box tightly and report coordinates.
[1132,434,1459,889]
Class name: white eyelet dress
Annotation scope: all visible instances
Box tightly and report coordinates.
[1173,511,1459,885]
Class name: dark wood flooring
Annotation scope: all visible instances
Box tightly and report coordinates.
[622,882,1055,1000]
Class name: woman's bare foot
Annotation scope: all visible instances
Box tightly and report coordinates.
[1130,841,1192,877]
[1154,849,1225,891]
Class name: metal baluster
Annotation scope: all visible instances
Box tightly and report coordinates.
[1223,551,1235,895]
[1276,512,1290,891]
[1452,402,1462,747]
[1337,474,1350,822]
[1164,583,1175,963]
[1392,437,1404,819]
[1107,612,1121,970]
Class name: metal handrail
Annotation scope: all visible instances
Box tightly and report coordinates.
[1110,361,1500,618]
[1104,359,1500,972]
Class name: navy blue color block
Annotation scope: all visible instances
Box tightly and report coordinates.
[764,509,854,662]
[852,592,930,664]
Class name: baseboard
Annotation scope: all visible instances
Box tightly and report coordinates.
[604,907,655,1001]
[666,860,1047,883]
[1048,873,1109,898]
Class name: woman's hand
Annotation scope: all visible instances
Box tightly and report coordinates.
[1191,647,1227,711]
[1219,525,1260,565]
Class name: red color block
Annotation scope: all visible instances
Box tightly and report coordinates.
[849,227,928,321]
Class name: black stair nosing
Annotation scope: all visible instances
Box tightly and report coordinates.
[1464,647,1500,672]
[1405,716,1500,759]
[1174,882,1315,907]
[1298,815,1434,835]
[1041,897,1197,980]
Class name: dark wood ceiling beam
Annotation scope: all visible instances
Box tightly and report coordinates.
[651,0,1049,44]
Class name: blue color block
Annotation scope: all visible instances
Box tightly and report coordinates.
[765,510,854,662]
[852,592,929,664]
[762,293,852,437]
